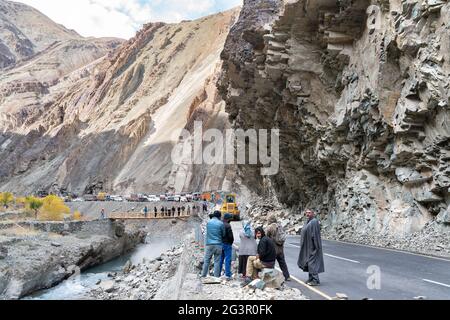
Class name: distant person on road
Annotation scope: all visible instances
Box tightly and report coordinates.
[244,227,276,283]
[202,211,226,278]
[297,209,324,287]
[182,206,186,216]
[101,208,106,219]
[154,207,158,218]
[267,213,291,281]
[177,207,181,217]
[161,207,165,217]
[238,221,257,278]
[187,206,191,216]
[143,206,149,218]
[172,206,176,217]
[219,213,235,280]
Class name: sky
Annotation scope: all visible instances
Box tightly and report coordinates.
[16,0,242,39]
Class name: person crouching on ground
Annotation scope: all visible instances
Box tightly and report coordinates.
[244,227,277,284]
[219,213,234,280]
[267,213,291,281]
[201,211,225,278]
[297,209,325,286]
[238,221,257,278]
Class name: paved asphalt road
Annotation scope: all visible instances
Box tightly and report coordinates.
[283,236,450,300]
[231,222,450,300]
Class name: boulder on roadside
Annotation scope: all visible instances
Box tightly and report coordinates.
[248,279,266,290]
[260,269,285,289]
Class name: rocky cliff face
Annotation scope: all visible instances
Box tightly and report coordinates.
[0,2,240,196]
[0,0,85,69]
[219,0,450,238]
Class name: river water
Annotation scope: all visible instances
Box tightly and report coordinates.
[25,236,176,300]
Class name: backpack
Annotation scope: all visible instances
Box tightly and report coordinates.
[274,224,287,246]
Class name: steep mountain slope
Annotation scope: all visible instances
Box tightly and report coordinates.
[0,0,81,69]
[219,0,450,241]
[0,6,240,196]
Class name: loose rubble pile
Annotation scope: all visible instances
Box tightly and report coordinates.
[91,232,307,300]
[324,221,450,258]
[244,197,450,258]
[91,245,184,300]
[244,197,303,235]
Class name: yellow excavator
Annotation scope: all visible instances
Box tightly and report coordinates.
[215,193,241,221]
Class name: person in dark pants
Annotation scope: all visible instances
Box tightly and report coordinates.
[219,213,234,280]
[161,207,165,217]
[154,207,158,218]
[244,227,276,283]
[201,211,225,278]
[267,213,291,281]
[238,221,257,277]
[297,209,325,286]
[177,207,181,217]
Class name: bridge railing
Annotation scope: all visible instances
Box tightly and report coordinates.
[109,212,192,220]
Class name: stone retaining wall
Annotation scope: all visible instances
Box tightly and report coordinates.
[0,219,115,236]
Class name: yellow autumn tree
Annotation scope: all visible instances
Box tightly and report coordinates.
[25,196,44,220]
[39,195,70,221]
[0,192,14,210]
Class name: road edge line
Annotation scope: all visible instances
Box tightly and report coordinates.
[322,238,450,263]
[276,268,333,301]
[423,279,450,288]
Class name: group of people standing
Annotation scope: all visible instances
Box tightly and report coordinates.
[201,209,325,287]
[142,205,200,218]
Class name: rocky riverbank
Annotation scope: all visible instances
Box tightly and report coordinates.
[90,232,306,301]
[0,220,146,299]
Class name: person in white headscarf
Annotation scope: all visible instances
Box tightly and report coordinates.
[238,220,257,277]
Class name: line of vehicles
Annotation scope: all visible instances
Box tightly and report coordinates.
[71,192,205,203]
[68,190,242,221]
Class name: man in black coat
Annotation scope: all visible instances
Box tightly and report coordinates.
[297,209,325,286]
[219,213,235,279]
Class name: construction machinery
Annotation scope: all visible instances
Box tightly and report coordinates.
[214,193,241,221]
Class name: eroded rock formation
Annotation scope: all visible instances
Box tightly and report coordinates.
[0,3,240,196]
[219,0,450,237]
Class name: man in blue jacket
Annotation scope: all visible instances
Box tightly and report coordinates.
[202,211,225,278]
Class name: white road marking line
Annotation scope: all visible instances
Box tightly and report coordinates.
[275,268,333,301]
[423,279,450,288]
[287,244,360,264]
[235,244,332,300]
[324,254,360,264]
[324,239,450,263]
